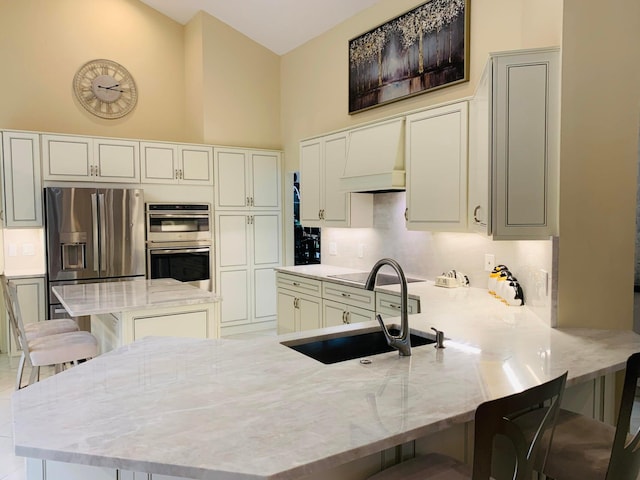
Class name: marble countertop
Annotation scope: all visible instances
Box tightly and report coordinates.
[12,284,640,480]
[52,278,222,317]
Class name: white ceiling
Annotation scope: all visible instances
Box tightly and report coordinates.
[138,0,380,55]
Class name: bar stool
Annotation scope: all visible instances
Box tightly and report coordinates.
[538,352,640,480]
[366,371,568,480]
[3,277,98,389]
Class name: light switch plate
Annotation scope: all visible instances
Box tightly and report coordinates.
[484,254,495,272]
[329,242,337,256]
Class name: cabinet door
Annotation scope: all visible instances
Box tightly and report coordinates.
[253,267,277,322]
[346,305,376,324]
[215,149,248,209]
[41,134,92,180]
[277,289,297,334]
[250,152,280,209]
[251,213,281,266]
[298,295,321,331]
[179,145,213,185]
[94,139,140,183]
[299,139,322,226]
[216,213,249,268]
[140,142,178,183]
[218,269,249,325]
[406,102,468,232]
[323,299,347,328]
[468,65,492,234]
[322,132,350,227]
[1,132,43,227]
[492,50,560,239]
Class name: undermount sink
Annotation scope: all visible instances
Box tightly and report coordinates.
[281,325,436,364]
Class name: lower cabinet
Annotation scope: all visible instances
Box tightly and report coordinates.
[26,459,191,480]
[276,272,418,334]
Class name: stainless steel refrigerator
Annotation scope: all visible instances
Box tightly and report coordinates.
[45,187,145,320]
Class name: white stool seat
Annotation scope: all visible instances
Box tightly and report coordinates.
[24,318,79,340]
[28,331,98,367]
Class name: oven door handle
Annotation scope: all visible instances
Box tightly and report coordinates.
[149,248,210,255]
[147,213,210,218]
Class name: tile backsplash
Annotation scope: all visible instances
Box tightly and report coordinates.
[321,192,554,324]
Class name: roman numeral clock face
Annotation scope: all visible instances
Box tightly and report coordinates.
[73,59,138,119]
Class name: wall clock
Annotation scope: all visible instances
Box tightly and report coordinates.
[73,59,138,119]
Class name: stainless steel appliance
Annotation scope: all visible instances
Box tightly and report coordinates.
[145,203,212,291]
[45,187,145,320]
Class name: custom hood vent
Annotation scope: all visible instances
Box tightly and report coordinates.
[340,118,405,193]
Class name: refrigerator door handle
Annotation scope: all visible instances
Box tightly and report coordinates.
[91,193,99,272]
[98,193,107,273]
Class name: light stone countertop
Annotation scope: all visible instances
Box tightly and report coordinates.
[52,278,222,317]
[12,284,640,480]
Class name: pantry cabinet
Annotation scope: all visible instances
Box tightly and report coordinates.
[468,47,560,239]
[405,102,468,232]
[215,212,281,334]
[141,142,213,185]
[214,148,281,210]
[1,131,43,227]
[42,134,140,183]
[299,132,373,228]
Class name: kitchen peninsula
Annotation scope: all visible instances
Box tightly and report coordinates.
[53,278,222,352]
[13,283,640,480]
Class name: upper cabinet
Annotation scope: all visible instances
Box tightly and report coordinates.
[214,147,281,210]
[469,47,560,240]
[141,142,213,185]
[42,134,140,183]
[405,101,468,232]
[1,131,43,227]
[299,132,373,228]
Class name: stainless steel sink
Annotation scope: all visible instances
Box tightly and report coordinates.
[281,325,436,364]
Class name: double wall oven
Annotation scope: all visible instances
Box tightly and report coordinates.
[146,203,213,291]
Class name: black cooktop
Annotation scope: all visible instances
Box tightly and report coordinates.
[328,272,424,286]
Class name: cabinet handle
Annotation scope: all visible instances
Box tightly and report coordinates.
[473,205,482,224]
[96,165,100,177]
[179,169,183,179]
[175,169,179,179]
[389,303,401,310]
[292,282,300,286]
[250,197,254,207]
[247,197,251,207]
[346,312,351,324]
[404,208,408,221]
[90,165,94,176]
[318,209,322,220]
[294,298,299,309]
[341,293,351,298]
[342,311,346,324]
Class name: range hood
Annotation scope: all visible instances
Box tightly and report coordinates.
[340,118,405,192]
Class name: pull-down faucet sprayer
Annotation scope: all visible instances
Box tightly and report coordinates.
[364,258,411,357]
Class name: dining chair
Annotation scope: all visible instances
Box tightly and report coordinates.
[3,276,98,389]
[366,371,568,480]
[536,352,640,480]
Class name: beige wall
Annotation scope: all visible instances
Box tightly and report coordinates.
[280,0,562,174]
[199,12,281,149]
[0,0,187,141]
[0,0,282,148]
[557,0,640,329]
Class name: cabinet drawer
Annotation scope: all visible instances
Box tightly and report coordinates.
[376,292,420,317]
[322,282,375,310]
[276,272,322,296]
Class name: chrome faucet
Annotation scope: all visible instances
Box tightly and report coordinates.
[364,258,411,357]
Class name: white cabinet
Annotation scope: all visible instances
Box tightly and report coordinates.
[299,132,373,228]
[5,276,46,355]
[375,291,421,319]
[214,147,281,210]
[216,212,281,334]
[322,299,375,327]
[405,102,468,232]
[42,134,140,183]
[468,47,560,239]
[1,131,43,227]
[276,272,322,334]
[141,142,213,185]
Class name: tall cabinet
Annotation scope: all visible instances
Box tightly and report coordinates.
[468,47,560,239]
[214,148,282,335]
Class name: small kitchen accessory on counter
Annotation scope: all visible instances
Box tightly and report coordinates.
[487,264,524,306]
[487,264,509,295]
[435,270,469,288]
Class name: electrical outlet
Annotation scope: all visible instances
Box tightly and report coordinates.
[484,254,495,272]
[329,242,337,256]
[357,244,365,258]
